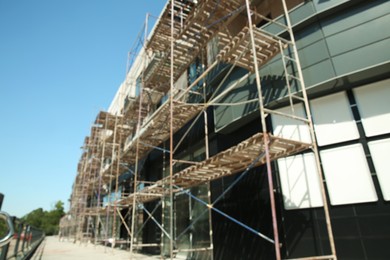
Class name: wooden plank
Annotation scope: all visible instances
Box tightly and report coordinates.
[119,133,310,205]
[217,25,286,72]
[144,0,247,95]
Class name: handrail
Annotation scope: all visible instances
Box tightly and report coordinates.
[0,211,14,247]
[0,211,45,260]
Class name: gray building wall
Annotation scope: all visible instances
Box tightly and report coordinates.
[214,0,390,131]
[209,1,390,259]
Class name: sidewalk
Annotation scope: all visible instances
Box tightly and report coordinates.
[33,236,159,260]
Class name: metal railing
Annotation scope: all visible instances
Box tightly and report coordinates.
[0,195,45,260]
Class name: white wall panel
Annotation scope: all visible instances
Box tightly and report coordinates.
[368,138,390,201]
[353,79,390,137]
[311,92,359,146]
[278,153,323,210]
[271,103,311,143]
[320,144,377,205]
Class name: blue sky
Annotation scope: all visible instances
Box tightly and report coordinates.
[0,0,166,218]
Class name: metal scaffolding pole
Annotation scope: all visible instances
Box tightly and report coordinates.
[129,72,144,257]
[169,1,175,258]
[66,1,339,259]
[105,116,118,249]
[244,0,281,259]
[111,116,120,249]
[203,56,214,260]
[129,12,152,256]
[280,0,337,258]
[95,116,108,245]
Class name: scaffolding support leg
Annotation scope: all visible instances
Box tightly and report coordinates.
[245,0,281,259]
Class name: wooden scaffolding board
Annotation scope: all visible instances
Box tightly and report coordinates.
[118,185,165,206]
[122,100,204,163]
[144,0,246,91]
[83,206,113,216]
[89,110,133,183]
[217,26,284,72]
[69,1,337,259]
[95,111,121,130]
[95,111,132,144]
[171,133,309,188]
[115,0,287,185]
[118,132,310,206]
[123,89,164,118]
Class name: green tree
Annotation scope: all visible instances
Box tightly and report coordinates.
[0,215,9,238]
[23,208,45,228]
[22,200,65,236]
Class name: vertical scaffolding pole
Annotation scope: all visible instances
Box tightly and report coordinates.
[105,116,118,249]
[280,0,337,258]
[84,150,95,242]
[76,154,85,243]
[89,153,98,244]
[129,12,152,255]
[161,143,167,255]
[245,0,281,259]
[76,142,91,244]
[169,0,175,258]
[203,54,214,259]
[94,174,102,246]
[129,139,139,253]
[129,59,145,259]
[169,0,175,259]
[95,118,108,245]
[103,118,113,248]
[111,116,121,248]
[145,13,149,47]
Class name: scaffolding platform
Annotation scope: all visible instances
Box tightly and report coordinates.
[144,0,246,91]
[122,100,204,163]
[217,26,285,72]
[66,1,337,259]
[119,132,310,206]
[95,111,121,130]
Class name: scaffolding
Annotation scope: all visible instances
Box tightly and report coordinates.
[62,0,337,259]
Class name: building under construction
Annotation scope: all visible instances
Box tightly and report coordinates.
[61,0,390,259]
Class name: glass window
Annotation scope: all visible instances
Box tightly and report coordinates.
[207,36,219,65]
[353,79,390,137]
[311,92,359,146]
[277,153,323,210]
[271,103,311,143]
[368,138,390,201]
[320,144,377,205]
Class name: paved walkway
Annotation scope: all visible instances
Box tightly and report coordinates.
[33,236,159,260]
